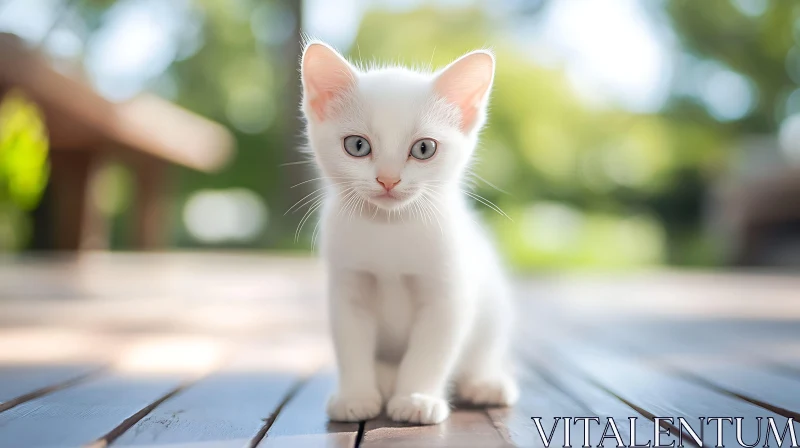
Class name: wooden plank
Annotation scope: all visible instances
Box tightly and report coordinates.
[537,289,800,444]
[113,371,298,447]
[576,316,800,358]
[112,337,323,447]
[583,319,800,421]
[549,338,790,447]
[115,372,297,447]
[361,410,506,447]
[0,364,97,405]
[676,362,800,417]
[258,372,358,448]
[0,373,185,448]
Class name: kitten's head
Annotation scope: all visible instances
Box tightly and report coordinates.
[300,41,494,211]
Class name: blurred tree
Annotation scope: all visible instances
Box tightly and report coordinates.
[659,0,800,263]
[664,0,798,132]
[67,0,119,34]
[146,0,304,249]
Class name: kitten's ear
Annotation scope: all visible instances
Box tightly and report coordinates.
[301,41,357,121]
[434,50,495,133]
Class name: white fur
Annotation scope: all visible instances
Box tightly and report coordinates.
[300,41,518,425]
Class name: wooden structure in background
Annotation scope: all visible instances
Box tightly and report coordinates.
[0,33,234,250]
[715,167,800,266]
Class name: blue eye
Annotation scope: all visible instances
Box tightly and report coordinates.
[343,135,371,157]
[410,138,437,160]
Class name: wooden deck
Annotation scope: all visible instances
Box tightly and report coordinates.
[0,253,799,447]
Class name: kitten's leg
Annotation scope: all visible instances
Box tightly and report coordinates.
[455,290,519,407]
[326,270,383,422]
[386,278,472,425]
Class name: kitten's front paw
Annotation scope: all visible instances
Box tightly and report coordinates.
[457,375,519,407]
[386,393,450,425]
[326,388,383,422]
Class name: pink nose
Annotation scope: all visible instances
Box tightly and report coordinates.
[376,176,401,191]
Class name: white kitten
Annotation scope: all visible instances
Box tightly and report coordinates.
[299,41,518,425]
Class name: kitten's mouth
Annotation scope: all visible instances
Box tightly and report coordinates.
[368,190,410,209]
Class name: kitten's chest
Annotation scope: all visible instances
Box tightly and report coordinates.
[323,214,450,274]
[374,275,415,363]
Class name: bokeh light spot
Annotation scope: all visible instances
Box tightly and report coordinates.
[183,188,268,244]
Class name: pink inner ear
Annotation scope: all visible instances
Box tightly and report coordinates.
[450,85,486,133]
[308,90,338,122]
[434,52,494,132]
[302,44,355,121]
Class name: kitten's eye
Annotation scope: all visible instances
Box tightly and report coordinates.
[343,135,371,157]
[410,138,437,160]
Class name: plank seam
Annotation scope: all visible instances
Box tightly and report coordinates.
[248,376,308,448]
[759,359,800,383]
[479,408,513,446]
[0,367,105,414]
[84,378,198,448]
[649,362,800,422]
[353,421,366,448]
[522,355,593,415]
[572,328,800,423]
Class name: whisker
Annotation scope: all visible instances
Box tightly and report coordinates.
[420,201,429,224]
[412,200,426,225]
[285,185,332,215]
[311,217,323,250]
[290,176,349,189]
[418,186,445,213]
[462,190,513,221]
[336,189,358,219]
[345,192,361,221]
[415,188,442,233]
[295,197,326,242]
[287,180,353,215]
[355,197,365,220]
[471,173,510,195]
[421,194,444,236]
[280,160,315,167]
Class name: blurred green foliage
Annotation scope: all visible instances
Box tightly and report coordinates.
[665,0,798,132]
[0,90,49,250]
[164,0,300,249]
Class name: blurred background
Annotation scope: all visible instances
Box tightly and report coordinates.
[1,4,799,445]
[2,0,800,270]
